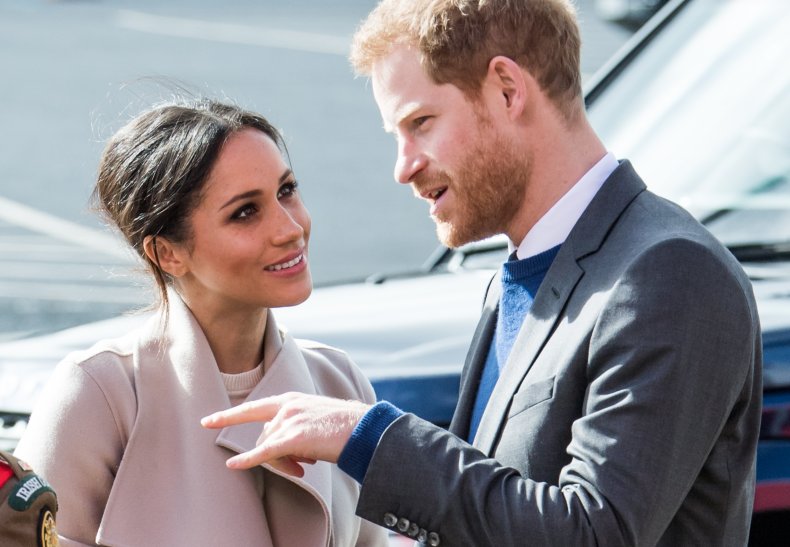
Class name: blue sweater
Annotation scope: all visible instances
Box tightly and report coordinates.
[338,245,561,483]
[467,245,560,442]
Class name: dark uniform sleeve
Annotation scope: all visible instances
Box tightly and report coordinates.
[0,450,59,547]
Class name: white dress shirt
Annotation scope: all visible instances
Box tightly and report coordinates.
[514,152,619,259]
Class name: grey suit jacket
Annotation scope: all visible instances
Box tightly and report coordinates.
[356,161,762,546]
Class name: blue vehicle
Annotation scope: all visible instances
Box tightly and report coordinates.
[1,0,789,542]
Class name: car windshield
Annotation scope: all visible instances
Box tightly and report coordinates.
[588,0,790,251]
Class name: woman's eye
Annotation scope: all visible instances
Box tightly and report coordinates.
[278,180,299,199]
[230,203,258,221]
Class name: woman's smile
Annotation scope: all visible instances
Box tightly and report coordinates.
[264,251,307,273]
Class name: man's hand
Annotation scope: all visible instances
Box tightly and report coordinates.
[201,392,370,477]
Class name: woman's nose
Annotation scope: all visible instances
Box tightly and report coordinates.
[270,205,306,246]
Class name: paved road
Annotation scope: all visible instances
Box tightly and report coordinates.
[0,0,633,339]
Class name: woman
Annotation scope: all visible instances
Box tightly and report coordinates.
[14,99,387,546]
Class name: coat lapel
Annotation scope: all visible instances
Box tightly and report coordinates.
[215,325,333,547]
[472,161,647,454]
[98,294,333,547]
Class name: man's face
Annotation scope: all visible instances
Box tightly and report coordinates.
[371,45,527,248]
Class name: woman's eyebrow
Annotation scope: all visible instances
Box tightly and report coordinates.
[279,168,294,183]
[219,189,262,211]
[218,169,293,211]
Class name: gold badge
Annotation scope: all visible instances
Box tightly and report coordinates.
[39,509,59,547]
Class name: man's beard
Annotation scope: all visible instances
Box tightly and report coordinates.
[421,134,529,248]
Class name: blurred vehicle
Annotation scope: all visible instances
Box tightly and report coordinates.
[595,0,669,29]
[2,0,790,543]
[591,0,790,542]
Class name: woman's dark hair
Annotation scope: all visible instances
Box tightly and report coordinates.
[92,98,286,311]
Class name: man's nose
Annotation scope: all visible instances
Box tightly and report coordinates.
[394,140,427,184]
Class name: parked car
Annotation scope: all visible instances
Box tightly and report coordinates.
[589,0,790,541]
[594,0,670,29]
[1,0,789,543]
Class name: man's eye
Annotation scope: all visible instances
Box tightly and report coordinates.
[278,180,299,199]
[414,116,431,128]
[231,203,258,220]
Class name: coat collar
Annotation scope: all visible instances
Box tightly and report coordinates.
[215,325,334,542]
[470,161,647,453]
[98,293,332,546]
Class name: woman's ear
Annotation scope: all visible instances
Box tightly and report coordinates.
[143,235,189,278]
[484,55,530,120]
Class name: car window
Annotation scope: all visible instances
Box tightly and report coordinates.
[431,235,509,272]
[459,247,510,270]
[589,0,790,249]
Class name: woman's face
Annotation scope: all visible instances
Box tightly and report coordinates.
[174,128,312,312]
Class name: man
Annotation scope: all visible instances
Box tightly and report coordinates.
[203,0,762,544]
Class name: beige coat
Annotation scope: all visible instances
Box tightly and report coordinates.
[15,295,386,547]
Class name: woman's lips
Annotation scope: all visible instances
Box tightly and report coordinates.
[264,252,305,272]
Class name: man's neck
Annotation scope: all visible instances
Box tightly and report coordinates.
[507,116,607,245]
[514,152,617,259]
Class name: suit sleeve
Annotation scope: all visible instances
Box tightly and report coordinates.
[14,355,128,546]
[354,238,760,546]
[336,364,390,546]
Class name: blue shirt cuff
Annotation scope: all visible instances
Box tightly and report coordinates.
[337,401,403,484]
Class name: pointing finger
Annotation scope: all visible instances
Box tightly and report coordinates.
[201,397,282,429]
[226,437,295,470]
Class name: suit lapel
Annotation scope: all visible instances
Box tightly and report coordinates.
[471,161,647,454]
[472,253,583,452]
[449,271,500,438]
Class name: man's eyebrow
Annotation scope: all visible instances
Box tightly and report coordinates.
[385,102,423,133]
[218,169,293,211]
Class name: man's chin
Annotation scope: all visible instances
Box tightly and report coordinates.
[435,222,495,249]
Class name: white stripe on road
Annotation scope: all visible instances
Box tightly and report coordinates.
[0,195,131,260]
[115,9,350,56]
[0,281,145,304]
[0,262,134,281]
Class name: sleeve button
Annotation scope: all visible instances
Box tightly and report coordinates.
[397,517,410,533]
[417,529,428,542]
[383,513,397,527]
[407,522,420,537]
[428,531,441,546]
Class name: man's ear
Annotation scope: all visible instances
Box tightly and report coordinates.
[142,235,189,278]
[484,55,530,120]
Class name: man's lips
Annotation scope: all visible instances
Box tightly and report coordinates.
[264,251,306,272]
[418,186,448,203]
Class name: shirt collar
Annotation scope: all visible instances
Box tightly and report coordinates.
[514,152,618,260]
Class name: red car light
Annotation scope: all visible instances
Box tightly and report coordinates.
[754,481,790,513]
